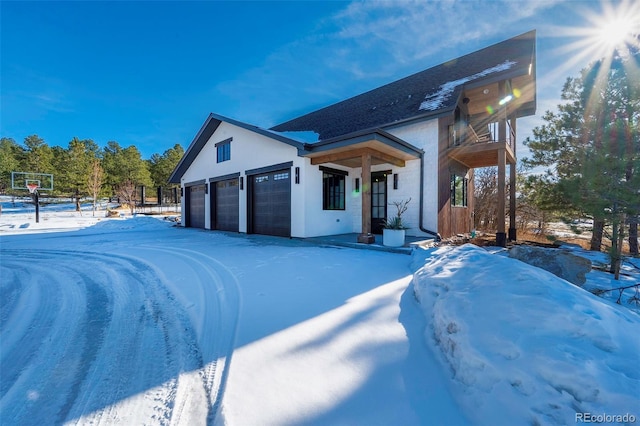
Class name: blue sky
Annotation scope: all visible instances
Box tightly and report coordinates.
[1,0,638,159]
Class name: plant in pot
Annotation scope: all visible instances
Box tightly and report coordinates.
[383,198,411,247]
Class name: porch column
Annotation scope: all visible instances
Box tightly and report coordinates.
[358,152,375,244]
[496,81,508,247]
[509,115,517,241]
[497,149,507,247]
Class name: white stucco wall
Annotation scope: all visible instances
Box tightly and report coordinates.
[302,162,357,238]
[180,121,305,234]
[178,117,441,239]
[385,119,440,235]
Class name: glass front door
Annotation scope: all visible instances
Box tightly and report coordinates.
[371,172,387,234]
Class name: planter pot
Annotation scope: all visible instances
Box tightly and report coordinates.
[383,228,406,247]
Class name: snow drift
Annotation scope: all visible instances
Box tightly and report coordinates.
[412,244,639,425]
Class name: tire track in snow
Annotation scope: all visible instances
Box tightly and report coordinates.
[1,251,94,423]
[135,246,241,424]
[0,247,236,425]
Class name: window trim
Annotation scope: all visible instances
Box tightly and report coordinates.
[215,138,232,163]
[450,174,468,207]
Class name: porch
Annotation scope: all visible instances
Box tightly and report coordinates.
[302,129,423,244]
[303,233,435,255]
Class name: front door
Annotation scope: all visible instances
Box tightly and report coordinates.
[371,172,387,234]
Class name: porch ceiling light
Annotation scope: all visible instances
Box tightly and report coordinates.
[498,94,513,106]
[498,87,521,106]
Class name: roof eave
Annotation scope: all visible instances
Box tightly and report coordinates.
[305,128,424,158]
[168,113,306,184]
[168,113,221,183]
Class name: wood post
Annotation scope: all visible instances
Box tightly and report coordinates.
[496,80,508,247]
[509,115,517,242]
[509,162,516,241]
[497,147,506,247]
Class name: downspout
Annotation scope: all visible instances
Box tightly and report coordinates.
[419,153,442,242]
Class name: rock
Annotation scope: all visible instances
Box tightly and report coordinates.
[508,245,592,286]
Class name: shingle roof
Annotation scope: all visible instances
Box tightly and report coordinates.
[271,31,536,140]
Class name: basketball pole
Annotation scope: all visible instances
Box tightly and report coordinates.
[33,190,40,223]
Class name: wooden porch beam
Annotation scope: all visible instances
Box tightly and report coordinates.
[497,147,507,247]
[509,115,517,242]
[310,147,405,167]
[357,152,375,244]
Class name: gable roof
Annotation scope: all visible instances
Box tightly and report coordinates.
[168,113,304,183]
[270,30,536,140]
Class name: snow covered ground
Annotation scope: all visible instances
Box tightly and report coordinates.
[1,203,638,425]
[412,245,639,425]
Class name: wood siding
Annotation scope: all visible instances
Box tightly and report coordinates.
[437,116,473,237]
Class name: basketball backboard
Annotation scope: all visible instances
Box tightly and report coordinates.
[11,172,54,191]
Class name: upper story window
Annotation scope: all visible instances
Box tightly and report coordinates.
[216,138,232,163]
[321,166,348,210]
[450,174,468,207]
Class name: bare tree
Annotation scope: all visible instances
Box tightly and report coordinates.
[87,159,104,217]
[474,167,498,231]
[117,179,137,215]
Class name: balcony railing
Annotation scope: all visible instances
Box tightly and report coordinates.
[449,121,515,150]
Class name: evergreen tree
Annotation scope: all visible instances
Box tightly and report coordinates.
[148,143,184,188]
[523,48,639,262]
[0,138,24,193]
[57,138,102,210]
[102,141,124,196]
[22,135,53,174]
[102,141,151,204]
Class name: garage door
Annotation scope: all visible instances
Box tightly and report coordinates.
[213,178,239,232]
[251,169,291,237]
[188,184,206,228]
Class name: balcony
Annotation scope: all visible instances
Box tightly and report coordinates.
[446,121,516,168]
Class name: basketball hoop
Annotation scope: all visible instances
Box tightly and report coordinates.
[11,172,53,225]
[27,183,39,194]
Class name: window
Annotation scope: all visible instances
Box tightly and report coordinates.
[273,172,289,180]
[216,139,231,163]
[450,174,468,207]
[323,172,345,210]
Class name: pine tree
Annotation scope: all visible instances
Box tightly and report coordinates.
[22,135,53,174]
[523,49,639,264]
[0,138,24,193]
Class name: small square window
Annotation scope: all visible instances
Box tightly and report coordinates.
[217,141,231,163]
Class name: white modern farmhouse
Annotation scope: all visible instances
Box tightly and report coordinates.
[169,31,536,246]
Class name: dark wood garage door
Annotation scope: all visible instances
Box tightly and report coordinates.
[251,169,291,237]
[188,184,206,228]
[213,178,239,232]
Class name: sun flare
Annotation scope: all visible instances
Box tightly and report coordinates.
[545,0,640,84]
[597,16,637,50]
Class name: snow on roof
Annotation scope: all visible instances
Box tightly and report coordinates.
[419,60,516,111]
